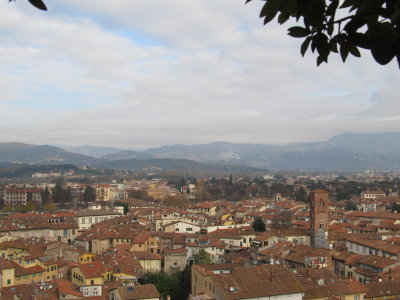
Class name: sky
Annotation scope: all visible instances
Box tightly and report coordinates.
[0,0,399,150]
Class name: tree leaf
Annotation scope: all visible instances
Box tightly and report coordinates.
[27,0,47,10]
[301,36,312,56]
[278,12,290,24]
[340,42,350,62]
[282,0,297,15]
[326,0,339,16]
[317,55,327,66]
[348,32,371,49]
[371,36,395,65]
[288,26,310,38]
[260,0,281,25]
[348,42,361,57]
[370,23,396,65]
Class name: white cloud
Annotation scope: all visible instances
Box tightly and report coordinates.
[0,0,398,149]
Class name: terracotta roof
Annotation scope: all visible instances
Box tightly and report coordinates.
[55,279,82,297]
[76,261,106,279]
[131,251,162,260]
[117,284,160,299]
[164,248,187,255]
[301,278,366,299]
[210,265,305,299]
[365,280,400,297]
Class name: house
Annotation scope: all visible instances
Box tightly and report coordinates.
[192,264,305,300]
[75,209,121,230]
[163,248,187,274]
[71,261,112,286]
[361,191,386,200]
[109,284,160,300]
[293,268,367,300]
[131,251,162,273]
[364,280,400,300]
[162,221,201,233]
[189,202,220,216]
[2,188,43,208]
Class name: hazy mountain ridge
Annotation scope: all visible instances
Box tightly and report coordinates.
[328,132,400,154]
[0,143,95,165]
[54,145,121,158]
[1,132,400,171]
[93,158,267,177]
[102,150,155,161]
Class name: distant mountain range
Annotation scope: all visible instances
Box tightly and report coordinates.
[1,132,400,172]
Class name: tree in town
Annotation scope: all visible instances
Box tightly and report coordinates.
[345,200,358,211]
[41,187,50,203]
[142,270,189,300]
[392,202,400,213]
[193,249,212,264]
[52,178,72,204]
[52,178,65,203]
[252,216,266,232]
[296,186,309,203]
[83,185,96,202]
[247,0,400,67]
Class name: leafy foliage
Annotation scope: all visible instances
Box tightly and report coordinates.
[345,200,357,210]
[252,216,266,232]
[142,268,191,300]
[83,185,96,202]
[193,249,212,264]
[10,0,46,10]
[247,0,400,67]
[295,186,309,202]
[52,178,72,203]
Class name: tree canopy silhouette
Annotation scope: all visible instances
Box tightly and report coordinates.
[11,0,47,10]
[247,0,400,68]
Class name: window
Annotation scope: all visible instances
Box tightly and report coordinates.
[82,218,86,224]
[7,279,11,285]
[91,280,94,285]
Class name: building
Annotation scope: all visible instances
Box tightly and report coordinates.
[3,188,43,208]
[310,189,329,248]
[192,264,305,300]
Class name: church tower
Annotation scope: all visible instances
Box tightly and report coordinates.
[310,189,329,248]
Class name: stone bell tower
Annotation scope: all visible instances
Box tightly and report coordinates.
[310,189,329,248]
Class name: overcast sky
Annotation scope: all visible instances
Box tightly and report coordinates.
[0,0,399,150]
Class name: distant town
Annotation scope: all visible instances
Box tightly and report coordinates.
[0,167,400,300]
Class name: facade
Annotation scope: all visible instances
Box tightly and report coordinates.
[3,188,42,208]
[310,189,329,248]
[75,210,121,230]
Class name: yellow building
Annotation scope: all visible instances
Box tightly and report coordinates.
[131,251,162,273]
[71,261,112,286]
[14,264,46,285]
[0,259,15,288]
[79,253,96,263]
